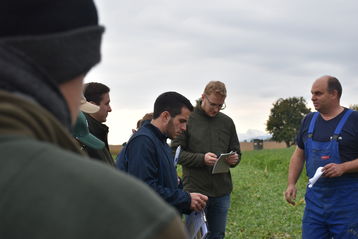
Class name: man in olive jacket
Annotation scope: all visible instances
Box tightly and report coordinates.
[0,1,187,238]
[172,81,241,239]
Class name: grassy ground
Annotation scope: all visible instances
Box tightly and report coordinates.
[116,147,307,238]
[225,147,307,239]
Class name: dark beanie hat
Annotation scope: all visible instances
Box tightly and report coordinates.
[0,0,104,84]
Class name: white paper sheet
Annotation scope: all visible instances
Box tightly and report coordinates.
[212,151,235,174]
[308,167,324,188]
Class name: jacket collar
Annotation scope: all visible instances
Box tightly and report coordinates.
[144,123,168,142]
[83,113,109,146]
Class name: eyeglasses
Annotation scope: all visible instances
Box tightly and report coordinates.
[205,95,226,110]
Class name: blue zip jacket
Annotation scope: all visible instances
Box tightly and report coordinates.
[117,123,191,214]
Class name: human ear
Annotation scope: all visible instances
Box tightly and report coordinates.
[161,111,171,123]
[201,94,205,101]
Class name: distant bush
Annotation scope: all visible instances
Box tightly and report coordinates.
[349,104,358,111]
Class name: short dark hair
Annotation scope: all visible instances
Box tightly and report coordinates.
[84,82,110,104]
[327,76,342,99]
[153,92,194,119]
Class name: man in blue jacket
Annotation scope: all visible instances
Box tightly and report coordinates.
[118,92,208,214]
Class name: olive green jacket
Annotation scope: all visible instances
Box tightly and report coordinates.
[171,103,241,197]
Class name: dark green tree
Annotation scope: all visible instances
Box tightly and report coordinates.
[349,104,358,111]
[266,97,311,147]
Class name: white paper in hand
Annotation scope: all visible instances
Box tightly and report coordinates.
[212,151,235,174]
[308,167,324,188]
[185,210,208,239]
[174,145,181,167]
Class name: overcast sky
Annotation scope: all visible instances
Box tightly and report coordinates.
[86,0,358,145]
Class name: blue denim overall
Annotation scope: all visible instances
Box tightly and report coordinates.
[302,109,358,239]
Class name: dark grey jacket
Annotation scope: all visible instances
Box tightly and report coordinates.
[84,113,115,167]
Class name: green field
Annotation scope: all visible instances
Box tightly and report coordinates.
[225,147,308,239]
[116,147,308,238]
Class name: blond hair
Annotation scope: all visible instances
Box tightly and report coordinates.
[204,81,227,97]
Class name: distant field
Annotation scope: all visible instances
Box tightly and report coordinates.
[109,141,287,156]
[225,147,307,239]
[109,144,123,156]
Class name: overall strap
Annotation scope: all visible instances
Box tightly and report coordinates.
[308,112,319,136]
[333,109,353,135]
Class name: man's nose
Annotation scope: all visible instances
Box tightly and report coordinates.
[181,123,187,131]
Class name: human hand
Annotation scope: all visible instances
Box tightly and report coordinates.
[204,152,218,166]
[323,163,345,177]
[284,184,297,205]
[225,153,240,166]
[189,193,208,211]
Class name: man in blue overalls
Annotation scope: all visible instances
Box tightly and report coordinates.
[285,75,358,239]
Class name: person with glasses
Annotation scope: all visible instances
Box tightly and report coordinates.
[171,81,241,239]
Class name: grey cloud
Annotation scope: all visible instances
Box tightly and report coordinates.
[89,0,358,143]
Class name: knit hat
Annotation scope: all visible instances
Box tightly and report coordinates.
[0,0,104,84]
[73,112,105,150]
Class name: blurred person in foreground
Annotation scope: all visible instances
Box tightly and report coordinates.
[84,82,115,166]
[117,92,208,214]
[171,81,241,239]
[0,1,188,238]
[285,75,358,238]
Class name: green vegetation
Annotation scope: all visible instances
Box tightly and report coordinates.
[349,104,358,111]
[266,97,310,147]
[226,147,307,239]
